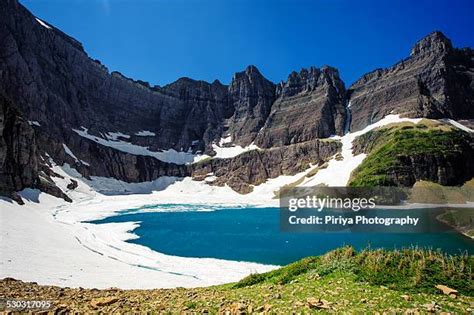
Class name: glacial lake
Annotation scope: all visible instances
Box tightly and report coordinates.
[91,205,474,265]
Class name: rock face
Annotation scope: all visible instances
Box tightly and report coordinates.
[0,94,70,202]
[160,78,233,151]
[192,139,340,193]
[0,94,40,198]
[227,66,276,146]
[255,67,346,148]
[0,0,473,200]
[348,31,474,132]
[0,0,347,196]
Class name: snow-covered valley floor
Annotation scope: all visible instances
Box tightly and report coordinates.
[1,115,473,289]
[0,167,285,289]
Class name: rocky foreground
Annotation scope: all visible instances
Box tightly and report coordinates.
[1,247,472,313]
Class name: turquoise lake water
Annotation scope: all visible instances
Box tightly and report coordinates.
[91,205,474,265]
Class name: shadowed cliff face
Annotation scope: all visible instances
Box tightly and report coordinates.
[0,0,347,193]
[0,0,230,154]
[0,94,72,202]
[0,0,347,156]
[227,66,276,147]
[255,66,346,148]
[0,0,473,200]
[348,31,474,132]
[0,95,40,197]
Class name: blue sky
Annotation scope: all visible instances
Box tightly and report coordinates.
[23,0,474,87]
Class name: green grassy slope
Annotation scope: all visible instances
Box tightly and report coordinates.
[1,247,472,313]
[349,121,474,187]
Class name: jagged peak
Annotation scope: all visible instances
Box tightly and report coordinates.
[232,65,266,82]
[410,31,453,56]
[212,79,224,86]
[286,65,340,82]
[321,65,340,76]
[245,65,261,76]
[276,65,344,98]
[230,65,274,90]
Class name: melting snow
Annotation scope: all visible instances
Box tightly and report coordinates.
[35,18,51,29]
[440,119,474,133]
[105,131,130,140]
[63,144,79,163]
[212,136,259,159]
[28,120,41,127]
[302,115,423,187]
[63,144,90,167]
[72,127,208,164]
[0,162,278,289]
[135,130,156,137]
[219,135,232,145]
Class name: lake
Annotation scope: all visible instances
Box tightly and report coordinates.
[91,205,474,265]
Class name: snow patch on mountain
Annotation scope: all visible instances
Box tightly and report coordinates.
[62,144,90,166]
[135,130,156,136]
[63,144,79,163]
[212,138,260,159]
[28,120,41,127]
[219,135,232,145]
[35,18,51,29]
[302,115,423,187]
[440,119,474,133]
[105,131,130,140]
[72,127,207,164]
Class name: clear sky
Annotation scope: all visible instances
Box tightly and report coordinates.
[22,0,474,87]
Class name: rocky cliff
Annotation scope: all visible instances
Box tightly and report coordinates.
[192,139,340,193]
[226,66,276,146]
[348,31,474,132]
[1,0,473,202]
[0,94,71,203]
[254,66,346,148]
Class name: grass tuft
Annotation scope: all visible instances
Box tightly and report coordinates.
[234,247,473,296]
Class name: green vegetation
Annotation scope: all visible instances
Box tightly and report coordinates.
[438,208,474,238]
[2,247,473,313]
[236,246,473,296]
[349,121,473,187]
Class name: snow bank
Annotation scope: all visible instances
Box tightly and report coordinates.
[63,144,90,166]
[440,119,474,133]
[219,135,232,145]
[135,130,156,136]
[212,137,260,159]
[28,120,41,127]
[105,131,130,140]
[303,115,423,186]
[72,127,208,164]
[35,18,51,29]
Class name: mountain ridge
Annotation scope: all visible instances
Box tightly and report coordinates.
[1,0,473,202]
